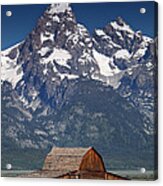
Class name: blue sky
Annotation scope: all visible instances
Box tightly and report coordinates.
[1,1,157,50]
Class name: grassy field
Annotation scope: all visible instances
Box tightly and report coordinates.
[1,170,158,180]
[1,170,35,177]
[109,170,158,180]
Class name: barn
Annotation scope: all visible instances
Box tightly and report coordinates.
[22,147,128,180]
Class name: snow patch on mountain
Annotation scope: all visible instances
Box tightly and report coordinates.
[93,49,120,76]
[133,48,147,60]
[92,49,124,89]
[77,24,89,37]
[59,73,79,80]
[47,3,70,15]
[53,15,60,23]
[143,36,153,43]
[40,32,54,43]
[38,46,50,56]
[95,29,105,36]
[146,62,153,70]
[53,48,72,68]
[1,42,24,88]
[94,29,122,49]
[40,47,72,68]
[34,129,48,137]
[110,20,134,38]
[114,49,131,60]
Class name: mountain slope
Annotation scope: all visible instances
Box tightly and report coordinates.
[1,79,155,170]
[1,3,157,171]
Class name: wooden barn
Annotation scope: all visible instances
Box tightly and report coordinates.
[22,147,128,180]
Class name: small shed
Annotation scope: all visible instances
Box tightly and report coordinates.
[22,147,128,180]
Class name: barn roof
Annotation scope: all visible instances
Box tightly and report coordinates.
[42,147,92,172]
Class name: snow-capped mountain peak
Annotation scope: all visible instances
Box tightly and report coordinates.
[110,17,134,35]
[46,3,71,15]
[1,5,156,137]
[1,42,24,88]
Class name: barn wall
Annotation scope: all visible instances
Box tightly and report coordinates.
[105,173,128,180]
[79,149,105,172]
[58,171,128,180]
[80,171,105,179]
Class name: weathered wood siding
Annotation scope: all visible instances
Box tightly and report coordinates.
[105,172,128,180]
[59,171,128,180]
[79,171,105,179]
[79,148,105,172]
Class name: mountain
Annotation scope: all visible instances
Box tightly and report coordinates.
[1,3,157,171]
[92,16,157,134]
